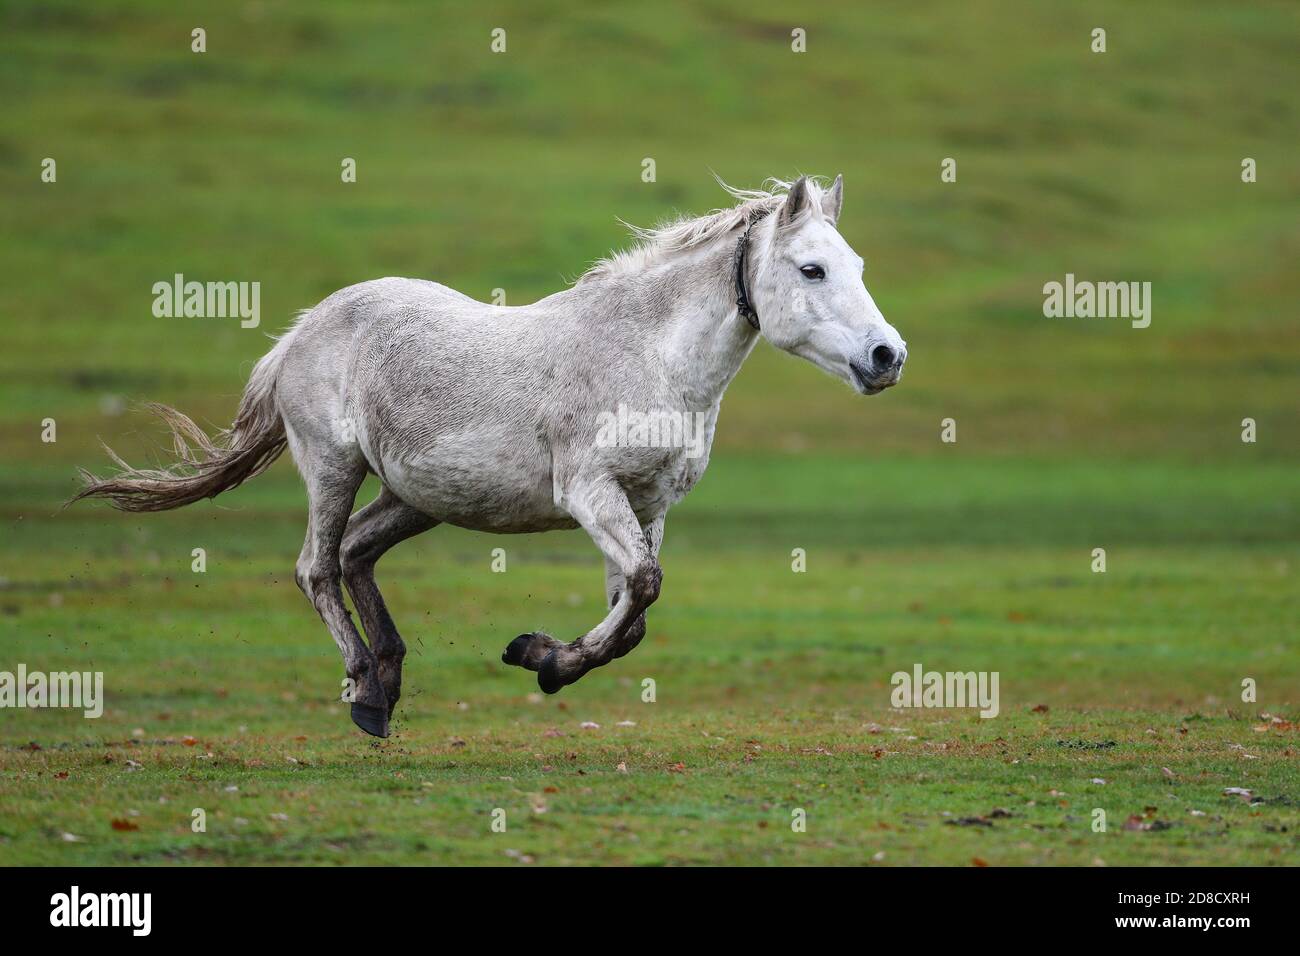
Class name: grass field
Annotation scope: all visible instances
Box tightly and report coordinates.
[1,0,1297,865]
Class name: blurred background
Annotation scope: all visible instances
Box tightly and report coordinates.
[0,0,1296,864]
[3,0,1296,464]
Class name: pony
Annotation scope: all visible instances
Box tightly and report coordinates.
[73,175,907,737]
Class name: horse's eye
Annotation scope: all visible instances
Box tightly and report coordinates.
[800,265,825,281]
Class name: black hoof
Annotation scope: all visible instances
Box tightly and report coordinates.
[502,633,533,667]
[350,701,390,738]
[537,649,565,695]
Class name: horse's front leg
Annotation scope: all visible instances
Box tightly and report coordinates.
[606,514,664,660]
[501,476,661,694]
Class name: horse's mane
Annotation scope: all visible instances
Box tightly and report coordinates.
[579,176,829,283]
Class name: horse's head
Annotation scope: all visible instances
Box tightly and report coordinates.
[752,175,906,395]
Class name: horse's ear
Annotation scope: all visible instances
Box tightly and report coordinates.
[778,176,812,228]
[822,174,843,225]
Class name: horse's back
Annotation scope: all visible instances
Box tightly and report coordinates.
[318,276,485,326]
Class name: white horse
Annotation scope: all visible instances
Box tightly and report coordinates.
[74,175,907,737]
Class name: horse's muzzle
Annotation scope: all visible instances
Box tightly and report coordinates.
[850,349,905,395]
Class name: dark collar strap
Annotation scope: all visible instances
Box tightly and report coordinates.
[733,210,769,331]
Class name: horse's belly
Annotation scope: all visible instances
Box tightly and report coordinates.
[367,433,574,533]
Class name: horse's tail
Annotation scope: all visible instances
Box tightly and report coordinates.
[70,335,292,513]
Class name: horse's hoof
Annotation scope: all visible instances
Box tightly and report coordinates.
[502,633,533,667]
[377,666,402,720]
[537,649,566,695]
[350,701,390,738]
[503,631,562,671]
[537,648,588,695]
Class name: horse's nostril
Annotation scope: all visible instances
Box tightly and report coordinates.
[871,344,896,371]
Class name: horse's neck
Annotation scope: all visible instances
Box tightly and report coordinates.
[650,242,760,408]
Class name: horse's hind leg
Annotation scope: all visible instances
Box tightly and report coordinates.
[292,447,386,736]
[341,487,439,720]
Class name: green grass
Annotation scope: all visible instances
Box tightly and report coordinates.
[2,458,1296,865]
[0,0,1298,865]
